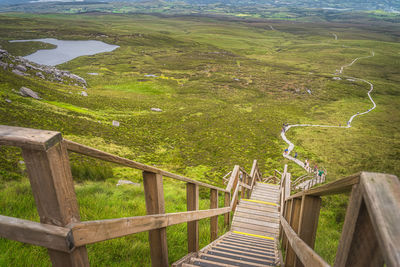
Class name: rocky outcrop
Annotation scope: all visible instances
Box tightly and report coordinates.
[0,48,87,87]
[19,87,41,100]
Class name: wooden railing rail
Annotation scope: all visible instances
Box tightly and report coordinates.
[0,125,263,267]
[279,171,400,267]
[65,139,228,193]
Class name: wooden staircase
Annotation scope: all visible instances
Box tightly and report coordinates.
[175,182,281,266]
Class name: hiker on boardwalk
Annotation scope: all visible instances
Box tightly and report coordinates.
[294,152,298,159]
[318,169,324,182]
[284,148,289,154]
[314,164,318,173]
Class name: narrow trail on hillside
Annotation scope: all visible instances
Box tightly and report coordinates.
[280,44,376,181]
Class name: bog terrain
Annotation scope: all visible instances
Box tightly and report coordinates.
[0,10,399,266]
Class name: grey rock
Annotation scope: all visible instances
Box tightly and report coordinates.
[0,49,7,54]
[12,69,28,76]
[116,180,140,187]
[20,87,41,100]
[88,72,99,75]
[112,120,120,127]
[5,99,12,103]
[80,91,88,97]
[0,61,7,70]
[9,63,13,68]
[15,65,27,72]
[36,72,45,79]
[151,107,162,112]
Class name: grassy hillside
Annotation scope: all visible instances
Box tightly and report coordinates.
[0,13,399,265]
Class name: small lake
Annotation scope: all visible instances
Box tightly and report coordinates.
[10,38,119,66]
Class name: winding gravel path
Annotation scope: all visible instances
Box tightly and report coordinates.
[281,50,376,173]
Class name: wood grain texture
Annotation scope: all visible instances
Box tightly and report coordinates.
[280,216,329,267]
[0,215,71,252]
[71,207,231,246]
[187,183,199,252]
[285,198,302,267]
[0,125,61,151]
[359,172,400,266]
[288,173,360,200]
[65,139,227,192]
[224,192,230,227]
[334,184,363,267]
[225,165,240,192]
[22,141,89,266]
[296,195,321,267]
[143,171,168,267]
[210,189,218,241]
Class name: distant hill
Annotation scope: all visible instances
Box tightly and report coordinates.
[0,0,399,11]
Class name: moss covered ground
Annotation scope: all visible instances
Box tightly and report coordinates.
[0,12,399,265]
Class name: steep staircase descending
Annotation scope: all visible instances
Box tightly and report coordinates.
[177,182,281,267]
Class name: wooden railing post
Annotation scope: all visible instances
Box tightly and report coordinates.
[295,195,321,267]
[21,136,89,266]
[210,189,218,241]
[281,199,292,250]
[224,192,230,227]
[285,197,302,267]
[187,183,199,252]
[143,171,169,267]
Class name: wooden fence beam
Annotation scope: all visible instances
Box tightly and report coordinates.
[210,189,218,241]
[295,195,321,267]
[187,183,199,252]
[143,171,168,267]
[285,197,302,267]
[224,192,230,227]
[22,140,89,266]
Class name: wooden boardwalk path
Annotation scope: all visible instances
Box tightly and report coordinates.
[178,182,280,266]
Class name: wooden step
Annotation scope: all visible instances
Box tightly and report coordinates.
[196,252,270,266]
[235,207,279,218]
[216,241,276,254]
[234,211,279,224]
[189,257,229,267]
[233,216,279,229]
[203,249,275,265]
[210,243,276,258]
[231,226,278,237]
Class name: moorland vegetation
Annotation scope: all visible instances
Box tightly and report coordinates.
[0,10,399,266]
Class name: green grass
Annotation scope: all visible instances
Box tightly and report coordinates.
[0,12,399,266]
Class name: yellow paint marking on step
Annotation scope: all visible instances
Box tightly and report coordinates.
[242,199,278,206]
[259,182,279,186]
[233,231,275,240]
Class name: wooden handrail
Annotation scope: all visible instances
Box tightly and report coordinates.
[0,215,72,252]
[70,207,230,247]
[287,172,360,200]
[280,216,330,267]
[0,125,264,267]
[64,139,228,193]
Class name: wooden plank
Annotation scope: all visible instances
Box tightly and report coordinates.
[22,141,89,266]
[224,192,230,227]
[288,173,360,200]
[72,207,230,246]
[189,257,229,266]
[0,125,62,151]
[280,216,329,267]
[197,252,266,266]
[233,217,279,229]
[187,183,199,253]
[296,195,321,267]
[285,198,302,266]
[343,201,384,266]
[231,227,278,238]
[235,207,279,218]
[281,199,292,251]
[143,171,168,267]
[334,184,363,267]
[65,139,228,192]
[230,182,240,213]
[203,248,274,264]
[231,223,278,236]
[209,245,275,260]
[220,238,275,251]
[359,172,400,266]
[226,165,240,192]
[234,212,279,223]
[0,215,71,252]
[171,252,197,267]
[210,189,218,241]
[285,173,291,201]
[238,202,278,212]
